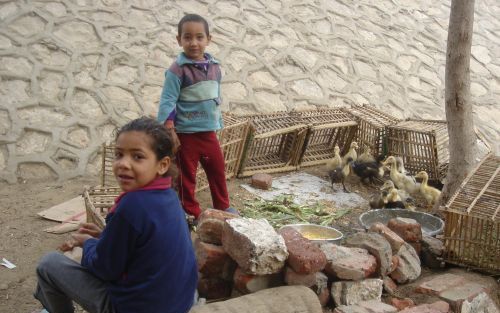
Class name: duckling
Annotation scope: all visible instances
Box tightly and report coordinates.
[414,171,441,208]
[381,180,411,202]
[395,156,407,174]
[358,147,376,164]
[328,157,352,193]
[342,142,358,165]
[384,188,406,209]
[325,145,342,171]
[383,156,420,195]
[351,154,385,185]
[369,190,388,209]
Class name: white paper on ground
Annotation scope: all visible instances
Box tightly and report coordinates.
[37,196,85,222]
[1,258,16,269]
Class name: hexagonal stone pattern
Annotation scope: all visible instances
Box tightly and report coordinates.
[0,0,498,183]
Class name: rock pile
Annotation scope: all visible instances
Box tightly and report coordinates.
[193,209,491,313]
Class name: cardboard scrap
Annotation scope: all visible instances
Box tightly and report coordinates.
[38,196,87,234]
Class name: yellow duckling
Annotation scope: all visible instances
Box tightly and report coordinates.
[358,147,376,164]
[325,145,342,171]
[383,156,420,195]
[414,171,441,209]
[342,141,358,165]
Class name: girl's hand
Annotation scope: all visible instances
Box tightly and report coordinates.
[78,222,102,238]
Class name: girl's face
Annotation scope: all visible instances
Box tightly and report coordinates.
[113,131,170,192]
[177,21,211,61]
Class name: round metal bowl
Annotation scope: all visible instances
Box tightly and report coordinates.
[359,209,444,236]
[280,224,343,244]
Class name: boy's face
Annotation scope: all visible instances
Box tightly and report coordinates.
[177,21,211,61]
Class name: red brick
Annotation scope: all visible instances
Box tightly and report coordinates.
[284,266,317,287]
[321,244,377,280]
[428,301,450,313]
[194,239,236,279]
[279,227,326,274]
[390,298,415,310]
[369,222,405,253]
[408,241,422,256]
[251,173,273,190]
[233,267,283,294]
[387,217,422,243]
[415,274,466,296]
[197,209,238,245]
[198,275,232,300]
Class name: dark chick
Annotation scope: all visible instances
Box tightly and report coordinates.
[351,154,385,184]
[328,157,352,193]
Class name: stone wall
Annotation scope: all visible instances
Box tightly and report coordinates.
[0,0,498,183]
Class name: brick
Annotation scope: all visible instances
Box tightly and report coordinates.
[382,276,398,295]
[438,282,487,312]
[421,235,444,269]
[331,279,383,306]
[194,239,236,279]
[222,218,288,275]
[198,275,233,300]
[390,298,415,310]
[399,304,442,313]
[358,300,398,313]
[320,243,377,280]
[279,226,326,274]
[344,232,393,276]
[284,266,317,287]
[387,217,422,243]
[233,267,283,294]
[311,272,330,307]
[197,209,239,245]
[428,301,450,313]
[251,173,273,190]
[415,274,466,296]
[390,242,421,284]
[408,241,422,256]
[369,222,405,253]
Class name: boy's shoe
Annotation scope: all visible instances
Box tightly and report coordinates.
[224,207,240,215]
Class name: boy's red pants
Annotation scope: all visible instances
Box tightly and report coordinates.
[176,132,229,218]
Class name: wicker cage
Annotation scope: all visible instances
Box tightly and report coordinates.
[99,114,249,193]
[441,153,500,274]
[345,104,400,157]
[386,119,449,181]
[292,108,358,167]
[237,112,308,177]
[83,186,121,229]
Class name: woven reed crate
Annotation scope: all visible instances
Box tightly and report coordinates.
[292,108,358,167]
[345,104,400,156]
[83,186,121,229]
[237,112,308,177]
[441,153,500,274]
[386,119,449,181]
[100,114,249,192]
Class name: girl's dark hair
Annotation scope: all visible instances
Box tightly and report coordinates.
[115,117,177,178]
[178,14,209,37]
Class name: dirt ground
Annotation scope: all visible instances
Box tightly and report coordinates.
[0,168,498,313]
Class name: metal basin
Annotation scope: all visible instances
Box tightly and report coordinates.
[359,209,444,236]
[280,224,343,243]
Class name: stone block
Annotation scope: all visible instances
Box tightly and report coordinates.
[421,235,444,269]
[222,218,288,275]
[344,232,393,276]
[428,301,450,313]
[382,276,398,295]
[331,279,383,306]
[284,266,317,287]
[438,283,488,312]
[320,243,377,280]
[387,217,422,243]
[390,298,415,310]
[390,255,399,273]
[279,226,326,274]
[399,304,442,313]
[197,208,239,245]
[369,222,405,253]
[416,274,466,296]
[334,300,397,313]
[251,173,273,190]
[390,242,421,284]
[459,292,498,313]
[198,275,233,300]
[408,241,422,256]
[233,267,283,294]
[194,239,237,280]
[311,272,330,307]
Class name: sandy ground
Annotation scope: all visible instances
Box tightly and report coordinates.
[0,169,498,313]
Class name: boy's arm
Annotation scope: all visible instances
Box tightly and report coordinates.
[158,70,181,126]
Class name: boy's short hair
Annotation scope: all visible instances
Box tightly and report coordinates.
[178,14,209,37]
